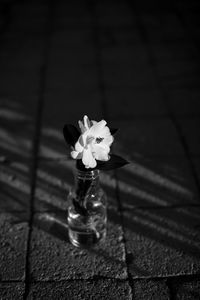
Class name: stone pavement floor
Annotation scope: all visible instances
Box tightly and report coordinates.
[0,0,200,299]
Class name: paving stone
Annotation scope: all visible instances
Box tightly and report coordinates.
[143,15,184,42]
[142,12,185,42]
[101,45,148,66]
[0,2,47,115]
[46,64,98,90]
[110,119,186,158]
[158,62,200,90]
[156,60,198,79]
[175,118,200,156]
[53,1,91,28]
[178,11,200,40]
[0,213,28,281]
[105,88,167,119]
[0,101,34,162]
[34,160,74,212]
[0,1,47,162]
[191,158,200,188]
[41,88,102,131]
[167,88,200,116]
[102,63,156,88]
[98,26,141,48]
[116,156,199,208]
[172,277,200,300]
[40,8,102,159]
[50,28,93,48]
[122,207,200,278]
[97,1,132,27]
[150,42,197,65]
[0,282,25,300]
[28,280,131,300]
[30,212,127,280]
[0,161,30,212]
[133,279,170,300]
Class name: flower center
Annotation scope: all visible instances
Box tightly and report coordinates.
[96,137,104,144]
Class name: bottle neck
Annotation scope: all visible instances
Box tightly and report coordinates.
[75,169,99,183]
[74,169,100,202]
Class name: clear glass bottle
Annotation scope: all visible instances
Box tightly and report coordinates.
[67,169,107,247]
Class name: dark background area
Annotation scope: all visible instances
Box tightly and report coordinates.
[0,0,200,299]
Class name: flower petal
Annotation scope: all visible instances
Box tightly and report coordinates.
[91,120,97,125]
[103,135,114,147]
[78,120,86,133]
[99,126,111,138]
[83,115,91,130]
[71,150,82,159]
[89,120,107,136]
[92,144,110,161]
[75,135,85,152]
[82,147,97,168]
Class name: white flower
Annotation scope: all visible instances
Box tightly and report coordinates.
[71,115,114,168]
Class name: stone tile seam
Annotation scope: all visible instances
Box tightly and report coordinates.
[89,1,133,297]
[1,273,200,284]
[23,2,56,300]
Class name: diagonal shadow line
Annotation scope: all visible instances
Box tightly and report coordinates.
[8,207,150,277]
[3,162,199,272]
[109,211,200,260]
[34,159,198,223]
[0,106,200,264]
[0,185,29,212]
[130,207,200,248]
[1,166,200,274]
[0,147,199,213]
[1,159,200,250]
[118,164,195,199]
[0,108,198,208]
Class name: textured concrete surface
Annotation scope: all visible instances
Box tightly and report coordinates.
[0,213,28,281]
[28,280,132,300]
[0,283,25,300]
[172,278,200,300]
[0,0,200,299]
[133,279,170,300]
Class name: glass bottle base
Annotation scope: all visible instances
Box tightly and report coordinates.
[68,227,106,248]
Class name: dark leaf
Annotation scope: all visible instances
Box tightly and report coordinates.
[96,154,129,171]
[76,160,89,171]
[110,128,118,135]
[63,124,80,147]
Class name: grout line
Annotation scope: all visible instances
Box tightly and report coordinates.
[169,0,200,56]
[166,277,176,300]
[87,0,108,120]
[23,1,55,299]
[114,170,135,298]
[0,272,200,284]
[87,0,133,297]
[128,0,200,200]
[0,0,24,35]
